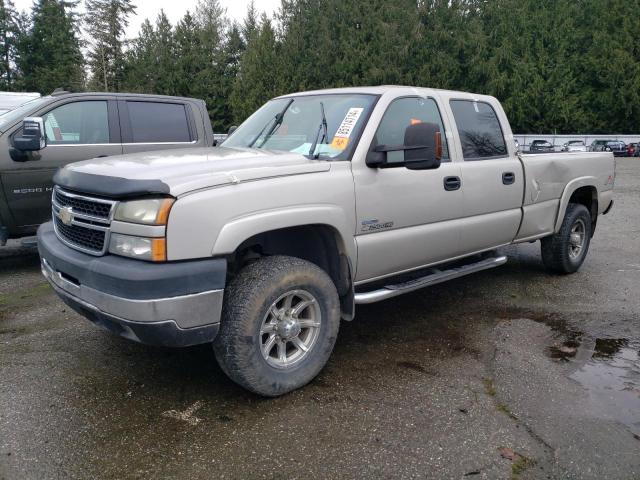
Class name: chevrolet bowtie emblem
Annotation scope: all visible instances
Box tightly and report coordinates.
[58,206,74,226]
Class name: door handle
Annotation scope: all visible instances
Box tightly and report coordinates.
[96,155,109,158]
[443,176,461,191]
[502,172,515,185]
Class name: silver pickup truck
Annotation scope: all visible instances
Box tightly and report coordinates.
[37,86,615,396]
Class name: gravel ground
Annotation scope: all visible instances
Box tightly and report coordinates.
[1,158,639,480]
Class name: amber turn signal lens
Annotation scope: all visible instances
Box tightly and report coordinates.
[155,199,175,225]
[151,237,167,262]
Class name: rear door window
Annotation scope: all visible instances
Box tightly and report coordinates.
[450,100,507,160]
[126,101,192,143]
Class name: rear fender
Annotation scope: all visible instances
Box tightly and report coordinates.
[554,177,598,232]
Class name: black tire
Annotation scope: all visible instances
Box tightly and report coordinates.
[213,255,340,396]
[541,203,592,274]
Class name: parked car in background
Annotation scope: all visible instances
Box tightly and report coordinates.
[627,142,638,157]
[562,140,587,152]
[0,91,215,245]
[0,92,41,115]
[603,140,627,156]
[529,139,554,153]
[589,139,613,152]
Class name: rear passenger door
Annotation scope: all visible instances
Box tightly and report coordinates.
[119,99,199,154]
[449,99,524,252]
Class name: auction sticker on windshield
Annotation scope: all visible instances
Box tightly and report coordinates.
[331,107,364,150]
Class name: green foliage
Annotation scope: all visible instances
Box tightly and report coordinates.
[7,0,640,134]
[85,0,136,91]
[15,0,84,94]
[0,0,19,89]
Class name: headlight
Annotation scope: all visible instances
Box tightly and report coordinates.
[114,198,174,225]
[109,233,167,262]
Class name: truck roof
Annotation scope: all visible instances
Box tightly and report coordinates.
[44,92,205,103]
[277,85,497,103]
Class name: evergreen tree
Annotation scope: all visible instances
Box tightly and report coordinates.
[85,0,136,91]
[0,0,18,89]
[191,0,228,130]
[121,11,176,95]
[173,10,202,97]
[230,13,281,123]
[16,0,84,94]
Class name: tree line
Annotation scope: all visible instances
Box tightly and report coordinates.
[0,0,639,134]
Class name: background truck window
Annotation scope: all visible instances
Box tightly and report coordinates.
[44,101,109,144]
[374,97,450,164]
[450,100,507,160]
[127,101,191,143]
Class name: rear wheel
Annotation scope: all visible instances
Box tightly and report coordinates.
[213,255,340,396]
[541,203,592,274]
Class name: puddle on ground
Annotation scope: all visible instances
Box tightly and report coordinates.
[548,331,640,436]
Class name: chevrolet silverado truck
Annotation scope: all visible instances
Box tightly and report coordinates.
[0,91,214,245]
[37,86,615,396]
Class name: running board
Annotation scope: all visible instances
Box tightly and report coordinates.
[354,255,508,304]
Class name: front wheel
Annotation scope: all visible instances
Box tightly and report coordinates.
[541,203,592,274]
[213,255,340,396]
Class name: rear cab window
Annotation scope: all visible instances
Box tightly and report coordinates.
[449,100,507,160]
[123,101,194,143]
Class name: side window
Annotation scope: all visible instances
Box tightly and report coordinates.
[450,100,507,160]
[43,101,109,144]
[374,97,450,164]
[127,101,192,143]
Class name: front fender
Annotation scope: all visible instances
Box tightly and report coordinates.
[213,205,356,263]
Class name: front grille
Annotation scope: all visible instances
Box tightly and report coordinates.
[52,187,116,256]
[54,216,106,253]
[53,189,112,219]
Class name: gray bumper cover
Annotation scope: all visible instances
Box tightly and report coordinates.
[38,222,226,347]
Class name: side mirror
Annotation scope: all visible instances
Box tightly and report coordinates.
[403,122,442,170]
[366,122,442,169]
[228,125,238,136]
[13,117,46,152]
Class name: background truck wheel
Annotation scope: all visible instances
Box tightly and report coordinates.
[541,203,592,274]
[213,255,340,397]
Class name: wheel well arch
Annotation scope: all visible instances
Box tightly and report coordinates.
[228,224,354,319]
[568,185,598,234]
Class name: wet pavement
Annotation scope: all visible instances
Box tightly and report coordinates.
[1,158,639,480]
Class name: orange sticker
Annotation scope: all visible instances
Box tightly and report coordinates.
[331,136,349,150]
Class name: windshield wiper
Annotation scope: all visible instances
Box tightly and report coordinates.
[248,98,294,148]
[308,101,328,159]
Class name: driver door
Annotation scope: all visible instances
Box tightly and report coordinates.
[1,98,121,231]
[353,96,464,283]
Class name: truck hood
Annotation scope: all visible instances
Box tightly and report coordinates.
[54,147,332,198]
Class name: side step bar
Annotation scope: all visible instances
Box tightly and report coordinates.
[354,255,508,304]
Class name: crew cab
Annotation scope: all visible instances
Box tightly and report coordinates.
[37,86,615,396]
[0,92,214,245]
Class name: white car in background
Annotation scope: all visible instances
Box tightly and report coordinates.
[562,140,588,152]
[0,92,41,115]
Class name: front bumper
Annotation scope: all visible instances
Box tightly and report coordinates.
[38,222,226,347]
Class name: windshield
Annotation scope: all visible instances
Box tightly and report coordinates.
[222,94,377,160]
[0,97,50,130]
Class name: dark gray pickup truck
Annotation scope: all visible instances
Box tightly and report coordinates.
[0,92,214,244]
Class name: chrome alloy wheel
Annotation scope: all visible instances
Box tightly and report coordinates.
[260,289,321,369]
[569,218,586,259]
